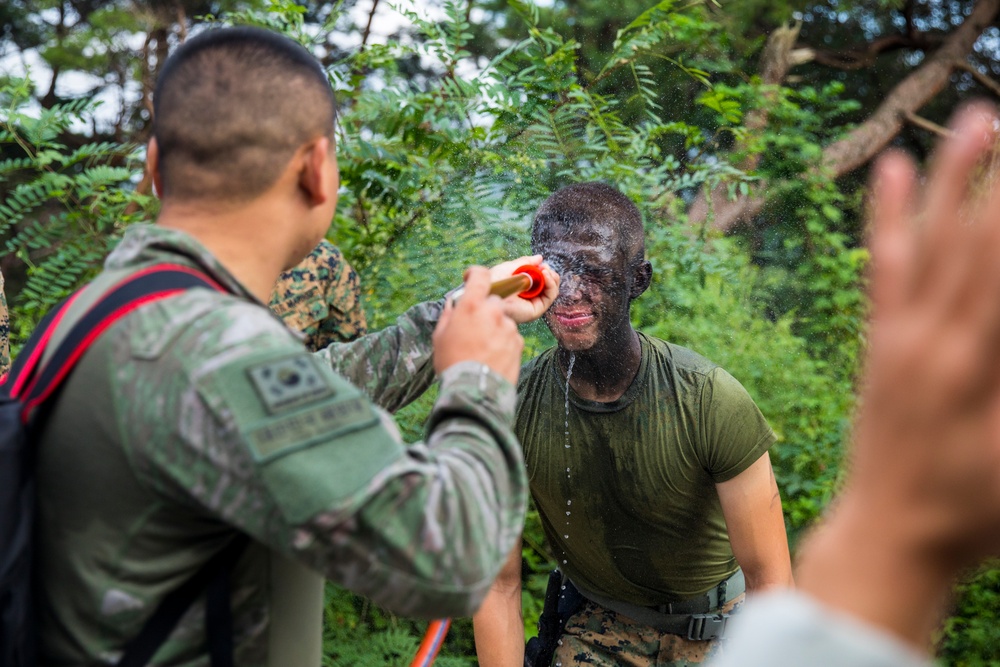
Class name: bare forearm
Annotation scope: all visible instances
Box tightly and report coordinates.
[718,453,794,596]
[474,586,525,667]
[743,564,795,595]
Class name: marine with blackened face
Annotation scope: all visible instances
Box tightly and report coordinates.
[531,183,652,398]
[474,181,795,667]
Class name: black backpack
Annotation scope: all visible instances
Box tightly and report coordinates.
[0,265,248,667]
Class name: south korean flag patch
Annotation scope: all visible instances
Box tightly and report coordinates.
[247,355,335,414]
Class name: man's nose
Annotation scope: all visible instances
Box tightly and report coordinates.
[559,273,584,300]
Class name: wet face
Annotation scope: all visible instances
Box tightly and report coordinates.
[533,221,637,352]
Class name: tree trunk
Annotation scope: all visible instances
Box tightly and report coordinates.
[688,0,1000,233]
[687,22,803,230]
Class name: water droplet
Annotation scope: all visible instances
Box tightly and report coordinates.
[564,534,569,539]
[566,511,571,516]
[566,500,572,506]
[561,584,566,590]
[562,559,568,564]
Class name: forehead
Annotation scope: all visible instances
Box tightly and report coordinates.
[533,219,621,249]
[533,221,631,276]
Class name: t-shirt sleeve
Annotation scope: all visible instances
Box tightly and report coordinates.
[698,367,776,483]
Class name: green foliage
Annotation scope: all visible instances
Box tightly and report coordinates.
[322,584,475,666]
[938,564,1000,666]
[702,79,868,378]
[0,75,154,343]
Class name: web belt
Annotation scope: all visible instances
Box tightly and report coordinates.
[570,569,745,641]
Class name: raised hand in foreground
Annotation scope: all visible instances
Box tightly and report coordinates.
[797,103,1000,649]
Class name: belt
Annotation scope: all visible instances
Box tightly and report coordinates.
[570,569,745,641]
[651,569,745,615]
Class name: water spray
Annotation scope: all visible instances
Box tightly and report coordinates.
[449,264,546,303]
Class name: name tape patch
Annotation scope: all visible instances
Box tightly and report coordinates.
[247,396,377,461]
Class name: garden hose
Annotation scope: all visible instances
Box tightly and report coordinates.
[409,618,451,667]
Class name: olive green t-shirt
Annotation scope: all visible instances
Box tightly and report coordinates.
[515,333,775,604]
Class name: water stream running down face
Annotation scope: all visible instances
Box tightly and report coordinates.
[556,354,577,663]
[561,353,576,564]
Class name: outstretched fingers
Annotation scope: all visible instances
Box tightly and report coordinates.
[868,150,917,323]
[919,105,997,294]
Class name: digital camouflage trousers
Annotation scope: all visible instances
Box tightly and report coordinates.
[550,595,745,667]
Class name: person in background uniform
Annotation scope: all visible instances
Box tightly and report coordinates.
[270,239,368,349]
[32,27,558,666]
[474,183,793,667]
[0,269,9,378]
[707,105,1000,667]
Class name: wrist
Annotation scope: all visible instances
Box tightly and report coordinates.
[438,361,517,411]
[796,493,957,652]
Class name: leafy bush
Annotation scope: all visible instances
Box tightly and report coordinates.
[938,564,1000,666]
[0,76,156,339]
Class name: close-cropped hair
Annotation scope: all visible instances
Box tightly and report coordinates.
[153,26,337,203]
[531,182,645,263]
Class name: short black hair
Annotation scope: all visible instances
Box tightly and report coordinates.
[153,26,336,202]
[531,182,645,264]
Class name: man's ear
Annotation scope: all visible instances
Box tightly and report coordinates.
[147,138,163,198]
[299,137,334,207]
[630,260,652,299]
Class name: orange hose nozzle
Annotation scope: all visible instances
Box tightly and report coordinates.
[450,264,546,303]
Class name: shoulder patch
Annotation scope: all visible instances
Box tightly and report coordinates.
[247,355,335,414]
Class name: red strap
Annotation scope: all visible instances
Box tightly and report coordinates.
[7,290,85,399]
[20,289,188,417]
[13,264,226,423]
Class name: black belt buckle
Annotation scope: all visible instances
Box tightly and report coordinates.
[686,613,729,641]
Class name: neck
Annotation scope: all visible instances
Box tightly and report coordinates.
[156,198,295,302]
[559,327,642,402]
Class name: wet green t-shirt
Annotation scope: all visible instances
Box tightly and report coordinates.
[515,333,775,604]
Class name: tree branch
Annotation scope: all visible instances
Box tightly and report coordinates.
[361,0,380,51]
[687,0,1000,233]
[955,60,1000,98]
[821,0,999,175]
[810,33,944,70]
[903,112,955,138]
[687,22,801,229]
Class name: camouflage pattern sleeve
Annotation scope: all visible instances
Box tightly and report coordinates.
[314,300,442,414]
[0,270,9,378]
[118,293,526,619]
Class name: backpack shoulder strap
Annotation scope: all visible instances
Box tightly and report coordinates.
[4,290,86,399]
[18,264,222,418]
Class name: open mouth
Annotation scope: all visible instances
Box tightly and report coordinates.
[553,311,594,328]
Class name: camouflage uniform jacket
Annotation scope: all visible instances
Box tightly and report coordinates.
[33,225,527,666]
[269,239,368,350]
